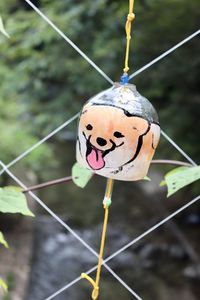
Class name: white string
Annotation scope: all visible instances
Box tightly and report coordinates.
[0,160,142,300]
[161,130,197,166]
[0,113,79,176]
[45,194,200,299]
[24,0,114,85]
[129,29,200,79]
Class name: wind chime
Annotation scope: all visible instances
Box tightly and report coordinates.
[76,0,160,299]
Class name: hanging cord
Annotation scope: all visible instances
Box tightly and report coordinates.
[82,178,114,300]
[121,0,135,84]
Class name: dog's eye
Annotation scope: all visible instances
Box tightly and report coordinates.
[114,131,124,138]
[86,124,93,130]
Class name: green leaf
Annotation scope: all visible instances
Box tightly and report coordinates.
[0,232,8,248]
[162,166,200,197]
[0,16,10,38]
[0,278,8,292]
[0,186,34,217]
[72,163,93,188]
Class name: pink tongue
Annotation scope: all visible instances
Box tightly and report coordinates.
[87,148,105,170]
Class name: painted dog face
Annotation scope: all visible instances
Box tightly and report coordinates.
[76,84,160,181]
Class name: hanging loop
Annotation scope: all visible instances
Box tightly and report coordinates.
[81,273,99,300]
[92,286,99,300]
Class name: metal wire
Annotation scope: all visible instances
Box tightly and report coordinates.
[161,130,197,166]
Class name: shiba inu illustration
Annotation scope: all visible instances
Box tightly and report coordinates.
[76,83,160,181]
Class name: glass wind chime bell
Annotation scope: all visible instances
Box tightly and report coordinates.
[76,82,160,181]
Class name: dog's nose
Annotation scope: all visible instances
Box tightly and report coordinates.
[96,137,107,147]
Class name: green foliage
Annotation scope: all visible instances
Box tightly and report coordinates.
[0,231,8,248]
[161,166,200,196]
[0,95,56,173]
[0,186,34,216]
[72,162,93,188]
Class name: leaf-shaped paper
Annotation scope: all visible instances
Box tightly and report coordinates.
[162,166,200,197]
[0,232,8,248]
[72,163,93,188]
[0,186,34,216]
[0,278,8,292]
[0,16,10,38]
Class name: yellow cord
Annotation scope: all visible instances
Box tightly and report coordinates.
[82,178,114,300]
[123,0,135,74]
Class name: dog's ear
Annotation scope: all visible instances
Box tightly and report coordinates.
[151,123,160,149]
[130,117,150,136]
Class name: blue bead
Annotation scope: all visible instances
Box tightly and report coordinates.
[120,73,129,85]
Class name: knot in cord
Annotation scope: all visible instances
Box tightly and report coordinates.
[127,12,135,22]
[125,13,135,39]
